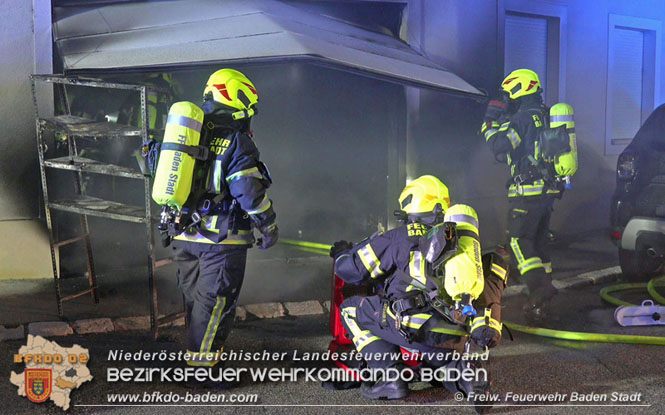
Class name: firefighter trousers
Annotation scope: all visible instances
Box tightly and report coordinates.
[340,295,466,369]
[174,245,247,367]
[508,195,555,302]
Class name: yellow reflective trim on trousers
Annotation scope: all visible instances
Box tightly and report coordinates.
[543,262,553,274]
[354,331,381,351]
[341,307,380,351]
[359,244,383,279]
[186,350,220,367]
[203,296,227,354]
[491,263,507,281]
[247,195,271,215]
[341,306,356,319]
[341,307,363,338]
[499,121,510,131]
[519,257,544,274]
[186,359,218,367]
[226,167,263,183]
[200,296,226,355]
[510,238,525,265]
[409,251,426,286]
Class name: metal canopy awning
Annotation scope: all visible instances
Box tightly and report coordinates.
[54,0,483,95]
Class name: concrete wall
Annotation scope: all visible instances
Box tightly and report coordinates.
[0,0,53,279]
[0,0,51,220]
[412,0,665,243]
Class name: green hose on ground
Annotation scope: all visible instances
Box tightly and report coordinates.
[280,238,332,251]
[599,278,665,307]
[647,275,665,305]
[503,321,665,346]
[506,274,665,346]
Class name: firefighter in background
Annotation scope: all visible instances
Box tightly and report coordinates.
[171,69,278,381]
[481,69,561,319]
[331,175,507,402]
[118,73,183,134]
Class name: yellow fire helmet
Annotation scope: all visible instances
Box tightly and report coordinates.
[203,68,259,119]
[501,68,541,99]
[398,175,450,215]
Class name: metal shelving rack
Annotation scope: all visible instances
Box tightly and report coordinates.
[30,74,176,338]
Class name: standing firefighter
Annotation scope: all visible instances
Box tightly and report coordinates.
[152,69,278,384]
[481,69,577,320]
[331,175,507,407]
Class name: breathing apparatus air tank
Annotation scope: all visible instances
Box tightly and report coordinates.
[549,103,577,178]
[151,101,204,210]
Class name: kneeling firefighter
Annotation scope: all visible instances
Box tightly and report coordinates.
[331,175,508,404]
[151,69,278,382]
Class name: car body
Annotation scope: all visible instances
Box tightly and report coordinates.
[610,103,665,280]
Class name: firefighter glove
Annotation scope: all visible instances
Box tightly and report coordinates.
[257,223,279,250]
[469,309,502,348]
[483,97,509,122]
[330,240,353,258]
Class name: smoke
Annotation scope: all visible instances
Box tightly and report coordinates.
[50,62,498,305]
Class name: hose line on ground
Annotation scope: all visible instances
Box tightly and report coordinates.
[646,275,665,305]
[502,321,665,346]
[503,276,665,346]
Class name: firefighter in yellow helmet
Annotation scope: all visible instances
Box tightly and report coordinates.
[172,69,277,383]
[481,68,559,320]
[330,175,507,406]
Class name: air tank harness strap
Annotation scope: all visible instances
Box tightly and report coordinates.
[159,142,212,161]
[389,288,459,343]
[190,197,240,244]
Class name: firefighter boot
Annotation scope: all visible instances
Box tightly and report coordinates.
[359,365,409,400]
[522,281,559,323]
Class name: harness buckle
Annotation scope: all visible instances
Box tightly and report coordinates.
[190,211,202,227]
[398,326,412,343]
[414,293,427,308]
[514,174,527,185]
[196,146,210,160]
[200,199,211,214]
[391,300,405,314]
[391,306,413,343]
